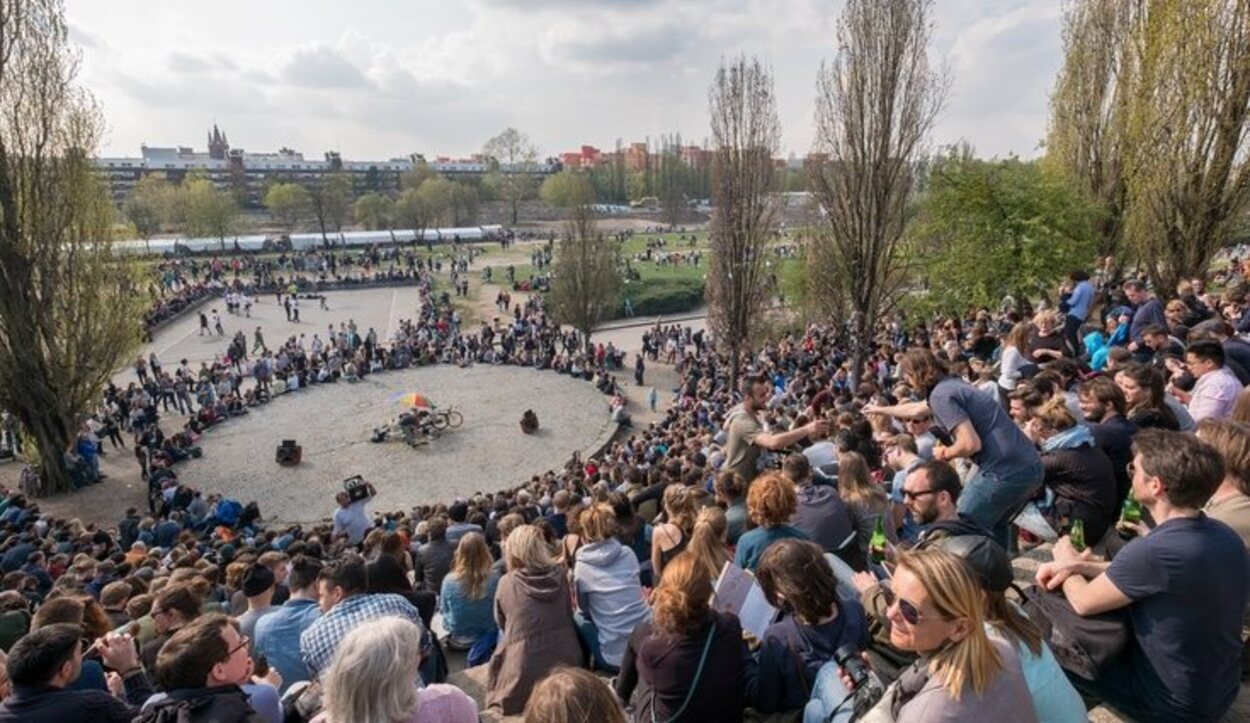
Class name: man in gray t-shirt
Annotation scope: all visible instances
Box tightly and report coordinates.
[869,350,1042,547]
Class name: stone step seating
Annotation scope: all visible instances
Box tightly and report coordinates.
[440,544,1250,722]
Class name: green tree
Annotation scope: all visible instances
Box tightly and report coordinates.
[1049,0,1250,290]
[541,170,590,208]
[395,187,434,244]
[1122,0,1250,290]
[1046,0,1133,263]
[184,177,239,250]
[483,127,539,224]
[449,181,479,226]
[0,0,146,494]
[416,177,455,227]
[910,152,1099,315]
[402,161,437,192]
[354,192,394,232]
[548,176,619,351]
[124,175,166,253]
[264,182,310,233]
[308,173,353,247]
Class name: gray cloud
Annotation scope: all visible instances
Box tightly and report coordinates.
[552,22,691,69]
[281,45,371,90]
[168,51,212,74]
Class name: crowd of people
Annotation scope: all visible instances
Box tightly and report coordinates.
[1,249,1249,722]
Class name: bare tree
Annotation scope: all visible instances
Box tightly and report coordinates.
[483,127,539,225]
[548,176,619,352]
[0,0,145,494]
[809,0,946,384]
[1046,0,1134,263]
[706,56,781,389]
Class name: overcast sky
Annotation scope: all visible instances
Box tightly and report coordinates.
[67,0,1063,162]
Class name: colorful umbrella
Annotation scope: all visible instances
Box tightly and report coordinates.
[390,392,432,408]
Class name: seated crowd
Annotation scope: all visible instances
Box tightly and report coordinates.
[0,265,1248,722]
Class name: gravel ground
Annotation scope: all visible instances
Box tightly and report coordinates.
[179,365,614,523]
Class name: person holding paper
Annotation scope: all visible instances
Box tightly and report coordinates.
[614,552,755,722]
[750,540,868,719]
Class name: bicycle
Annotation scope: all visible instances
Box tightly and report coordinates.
[431,406,464,430]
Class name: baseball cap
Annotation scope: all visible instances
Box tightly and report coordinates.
[933,535,1013,593]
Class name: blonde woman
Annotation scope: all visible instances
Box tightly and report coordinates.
[686,506,732,584]
[487,526,583,715]
[997,322,1033,395]
[651,484,696,581]
[1029,310,1067,362]
[524,666,627,723]
[835,452,894,569]
[572,504,651,672]
[439,532,500,650]
[831,548,1037,722]
[315,616,477,723]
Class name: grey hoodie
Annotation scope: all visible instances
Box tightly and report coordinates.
[573,539,652,666]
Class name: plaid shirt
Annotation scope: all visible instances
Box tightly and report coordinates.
[299,593,425,679]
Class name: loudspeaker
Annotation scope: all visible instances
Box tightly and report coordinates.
[276,439,302,465]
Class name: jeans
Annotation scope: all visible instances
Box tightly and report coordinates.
[573,611,619,674]
[957,459,1044,549]
[804,659,857,723]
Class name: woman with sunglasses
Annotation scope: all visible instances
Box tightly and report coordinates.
[833,548,1037,723]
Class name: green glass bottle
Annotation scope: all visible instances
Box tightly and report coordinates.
[870,516,888,564]
[1118,494,1142,539]
[1069,518,1086,552]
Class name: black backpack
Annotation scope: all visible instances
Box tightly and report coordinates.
[1019,583,1129,680]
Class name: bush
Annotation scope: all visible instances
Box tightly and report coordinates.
[618,276,704,318]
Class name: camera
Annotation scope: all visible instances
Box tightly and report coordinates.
[834,645,871,689]
[834,645,885,713]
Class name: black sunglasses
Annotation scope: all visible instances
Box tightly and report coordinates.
[902,489,937,501]
[880,583,925,626]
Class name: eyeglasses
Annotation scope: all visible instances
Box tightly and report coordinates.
[880,583,926,626]
[227,634,250,658]
[902,489,937,501]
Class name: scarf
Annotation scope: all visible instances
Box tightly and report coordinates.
[1040,424,1095,453]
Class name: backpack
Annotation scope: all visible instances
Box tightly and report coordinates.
[1019,583,1129,680]
[215,499,244,527]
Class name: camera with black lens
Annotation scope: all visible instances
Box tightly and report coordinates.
[834,645,885,714]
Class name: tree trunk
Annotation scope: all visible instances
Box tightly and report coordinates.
[18,409,73,495]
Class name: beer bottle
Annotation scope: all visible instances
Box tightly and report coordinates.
[1118,494,1142,539]
[1069,518,1086,552]
[870,516,888,564]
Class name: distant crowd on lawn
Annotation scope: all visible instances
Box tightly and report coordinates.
[2,249,1250,721]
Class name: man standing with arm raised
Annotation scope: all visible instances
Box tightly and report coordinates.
[723,373,828,486]
[865,349,1042,549]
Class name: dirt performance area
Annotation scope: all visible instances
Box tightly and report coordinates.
[177,365,614,523]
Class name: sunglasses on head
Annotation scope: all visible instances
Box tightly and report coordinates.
[880,582,925,626]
